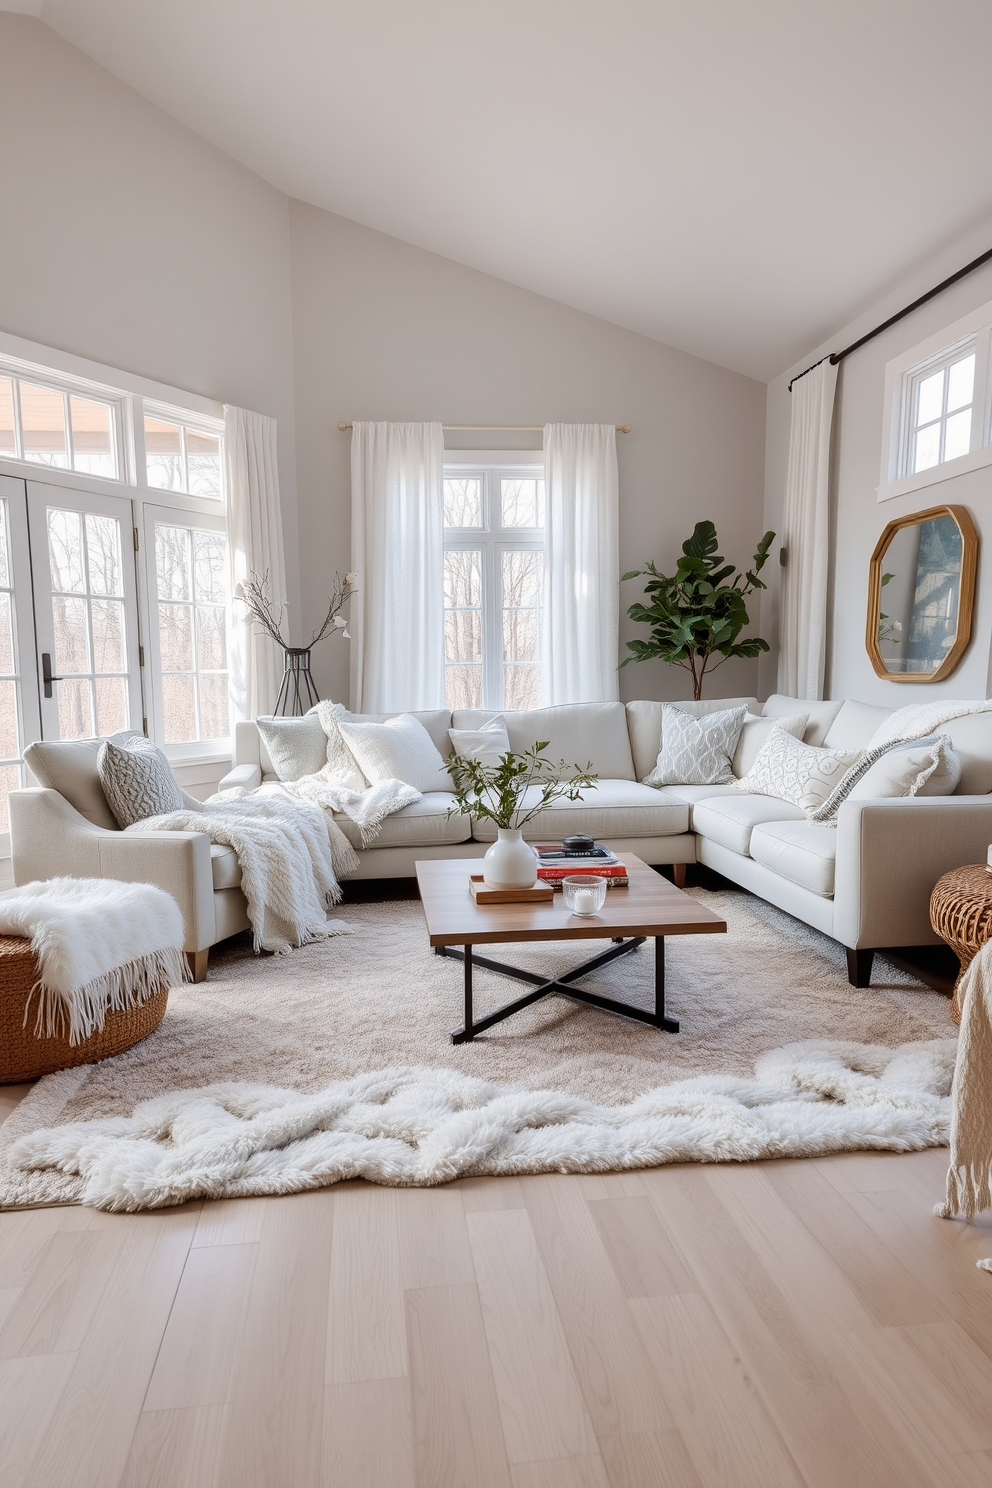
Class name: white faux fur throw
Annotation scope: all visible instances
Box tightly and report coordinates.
[870,699,992,748]
[128,792,354,953]
[935,941,992,1273]
[8,1038,956,1212]
[0,878,186,1045]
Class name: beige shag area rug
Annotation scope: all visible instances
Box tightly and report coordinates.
[0,887,955,1208]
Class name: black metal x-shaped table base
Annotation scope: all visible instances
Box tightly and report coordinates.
[436,935,679,1044]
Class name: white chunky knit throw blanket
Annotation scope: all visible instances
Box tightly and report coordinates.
[0,877,186,1045]
[935,940,992,1273]
[7,1038,956,1212]
[128,777,418,953]
[870,698,992,748]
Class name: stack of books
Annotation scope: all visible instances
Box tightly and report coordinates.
[534,844,629,891]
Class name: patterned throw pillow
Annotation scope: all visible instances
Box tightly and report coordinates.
[98,735,185,828]
[732,712,809,778]
[644,705,748,787]
[735,727,862,817]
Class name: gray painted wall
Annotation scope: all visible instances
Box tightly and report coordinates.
[762,213,992,705]
[288,202,768,708]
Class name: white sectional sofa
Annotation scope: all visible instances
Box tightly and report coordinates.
[12,694,992,986]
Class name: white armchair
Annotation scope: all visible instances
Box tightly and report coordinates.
[9,737,250,980]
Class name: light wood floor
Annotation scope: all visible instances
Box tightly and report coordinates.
[2,1085,992,1487]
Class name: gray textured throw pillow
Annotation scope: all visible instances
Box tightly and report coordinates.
[98,735,185,828]
[257,714,328,782]
[644,705,748,786]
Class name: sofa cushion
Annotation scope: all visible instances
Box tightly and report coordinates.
[932,713,992,795]
[335,793,472,851]
[692,794,805,856]
[625,697,757,782]
[452,703,635,780]
[470,780,689,842]
[749,821,837,897]
[822,700,894,750]
[652,782,740,828]
[24,733,142,830]
[211,843,243,891]
[761,694,844,747]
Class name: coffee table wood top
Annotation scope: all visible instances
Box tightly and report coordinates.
[415,854,727,947]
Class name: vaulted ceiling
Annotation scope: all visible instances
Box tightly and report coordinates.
[13,0,992,379]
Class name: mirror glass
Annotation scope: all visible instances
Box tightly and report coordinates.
[868,506,977,681]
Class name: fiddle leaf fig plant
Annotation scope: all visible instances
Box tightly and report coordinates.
[621,520,775,700]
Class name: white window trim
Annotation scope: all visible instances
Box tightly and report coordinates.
[0,328,233,763]
[443,449,545,713]
[879,298,992,502]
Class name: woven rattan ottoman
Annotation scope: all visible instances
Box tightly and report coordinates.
[930,863,992,1025]
[0,934,169,1083]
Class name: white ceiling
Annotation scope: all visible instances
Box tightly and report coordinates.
[18,0,992,379]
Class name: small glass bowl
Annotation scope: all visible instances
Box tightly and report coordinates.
[562,875,607,916]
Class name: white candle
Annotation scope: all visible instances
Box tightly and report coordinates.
[573,887,596,914]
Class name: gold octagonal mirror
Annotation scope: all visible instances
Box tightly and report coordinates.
[866,504,978,682]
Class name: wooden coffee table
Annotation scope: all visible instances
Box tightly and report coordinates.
[415,854,726,1043]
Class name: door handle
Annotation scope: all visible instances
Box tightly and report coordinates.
[41,653,65,699]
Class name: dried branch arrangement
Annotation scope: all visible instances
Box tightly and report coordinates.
[234,570,357,649]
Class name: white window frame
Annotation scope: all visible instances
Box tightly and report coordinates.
[0,329,232,763]
[443,449,545,712]
[879,298,992,502]
[0,473,41,856]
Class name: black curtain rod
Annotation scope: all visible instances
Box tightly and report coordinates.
[787,245,992,391]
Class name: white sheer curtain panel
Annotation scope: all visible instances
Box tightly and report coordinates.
[350,421,445,713]
[225,405,288,720]
[541,423,620,705]
[777,359,838,700]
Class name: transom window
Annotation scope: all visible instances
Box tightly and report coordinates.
[443,458,544,712]
[144,405,223,499]
[0,370,121,481]
[908,346,976,474]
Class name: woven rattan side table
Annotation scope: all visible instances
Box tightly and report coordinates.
[0,935,169,1083]
[930,864,992,1024]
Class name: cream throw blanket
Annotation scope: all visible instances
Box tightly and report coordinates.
[130,775,420,953]
[0,877,187,1044]
[870,699,992,748]
[936,939,992,1273]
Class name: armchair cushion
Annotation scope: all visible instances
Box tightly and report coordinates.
[24,735,131,829]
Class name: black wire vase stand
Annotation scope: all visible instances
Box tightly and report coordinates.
[274,647,320,715]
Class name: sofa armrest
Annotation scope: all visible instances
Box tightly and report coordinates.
[833,795,992,950]
[9,788,216,952]
[218,761,262,793]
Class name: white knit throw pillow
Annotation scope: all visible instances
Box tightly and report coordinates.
[338,714,452,793]
[98,736,185,828]
[735,727,862,817]
[644,705,747,786]
[257,714,328,782]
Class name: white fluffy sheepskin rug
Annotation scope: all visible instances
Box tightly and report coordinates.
[7,1037,955,1212]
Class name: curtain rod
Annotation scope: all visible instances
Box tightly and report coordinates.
[337,421,632,433]
[787,245,992,392]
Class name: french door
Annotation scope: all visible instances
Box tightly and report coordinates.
[25,481,143,741]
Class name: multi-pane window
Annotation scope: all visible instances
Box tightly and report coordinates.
[46,506,131,739]
[0,500,20,829]
[145,409,223,499]
[0,373,120,480]
[153,521,230,742]
[908,348,976,474]
[443,463,544,712]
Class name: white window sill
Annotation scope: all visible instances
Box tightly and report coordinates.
[877,442,992,502]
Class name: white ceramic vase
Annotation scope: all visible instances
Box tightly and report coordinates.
[482,827,538,889]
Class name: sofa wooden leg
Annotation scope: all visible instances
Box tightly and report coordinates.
[672,863,687,890]
[846,947,874,988]
[187,949,209,983]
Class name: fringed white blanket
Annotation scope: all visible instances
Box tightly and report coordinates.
[935,940,992,1273]
[870,699,992,748]
[267,770,421,846]
[0,878,186,1045]
[128,792,355,954]
[7,1038,956,1211]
